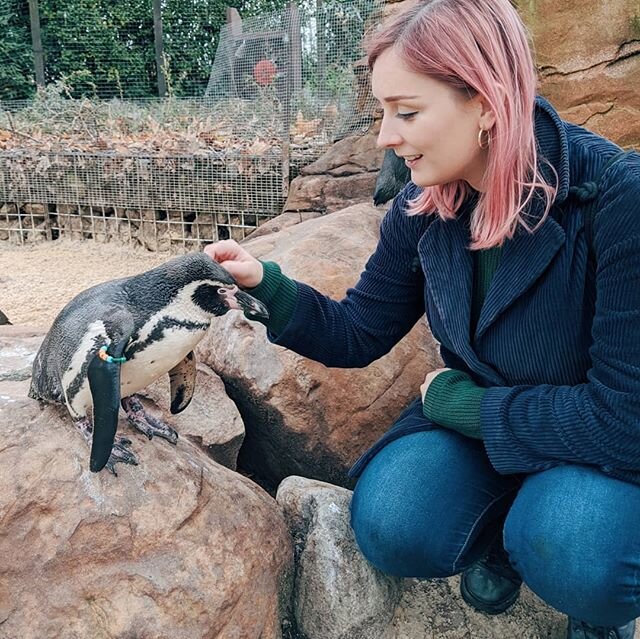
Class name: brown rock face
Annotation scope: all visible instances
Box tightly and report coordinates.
[519,0,640,147]
[140,362,246,470]
[0,380,293,639]
[198,204,442,491]
[284,130,385,215]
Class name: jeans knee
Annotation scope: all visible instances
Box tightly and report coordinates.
[504,496,640,626]
[351,473,463,579]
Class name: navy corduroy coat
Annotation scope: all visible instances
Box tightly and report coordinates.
[270,97,640,485]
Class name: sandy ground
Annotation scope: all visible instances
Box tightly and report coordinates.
[0,240,172,328]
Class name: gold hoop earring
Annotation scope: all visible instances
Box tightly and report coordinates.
[478,127,490,150]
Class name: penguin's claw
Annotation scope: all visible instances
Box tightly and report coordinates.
[105,436,139,476]
[122,395,179,445]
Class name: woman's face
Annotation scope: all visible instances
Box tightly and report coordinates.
[371,48,492,191]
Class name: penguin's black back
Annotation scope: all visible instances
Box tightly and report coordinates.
[373,149,411,206]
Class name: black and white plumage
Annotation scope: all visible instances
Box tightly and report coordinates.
[29,253,268,474]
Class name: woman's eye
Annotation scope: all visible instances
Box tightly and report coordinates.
[397,112,417,120]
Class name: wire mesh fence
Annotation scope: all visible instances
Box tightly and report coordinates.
[0,149,284,249]
[0,0,382,251]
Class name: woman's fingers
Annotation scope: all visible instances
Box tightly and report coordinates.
[204,239,244,264]
[204,241,263,288]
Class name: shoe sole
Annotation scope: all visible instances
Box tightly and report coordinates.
[459,577,521,616]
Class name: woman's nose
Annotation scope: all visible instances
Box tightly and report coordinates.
[377,116,403,149]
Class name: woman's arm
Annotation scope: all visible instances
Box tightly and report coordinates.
[207,184,428,368]
[267,185,428,367]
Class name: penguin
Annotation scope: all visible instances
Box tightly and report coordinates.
[373,149,411,206]
[0,310,11,325]
[28,252,269,475]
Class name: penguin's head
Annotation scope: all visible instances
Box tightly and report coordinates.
[191,281,269,319]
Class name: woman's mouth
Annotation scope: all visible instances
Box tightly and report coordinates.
[403,154,423,169]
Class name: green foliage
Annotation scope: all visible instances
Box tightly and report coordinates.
[38,0,155,98]
[0,0,250,100]
[0,0,374,102]
[0,1,36,100]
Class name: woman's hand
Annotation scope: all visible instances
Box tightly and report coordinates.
[420,367,452,403]
[204,240,264,288]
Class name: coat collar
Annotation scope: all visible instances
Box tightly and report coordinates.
[419,96,570,379]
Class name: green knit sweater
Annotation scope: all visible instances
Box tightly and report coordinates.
[422,246,502,438]
[247,247,503,439]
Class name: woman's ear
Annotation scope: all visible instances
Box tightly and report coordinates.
[474,85,504,131]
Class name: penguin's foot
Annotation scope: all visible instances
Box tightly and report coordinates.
[105,436,139,476]
[74,417,93,442]
[73,418,139,476]
[121,395,179,445]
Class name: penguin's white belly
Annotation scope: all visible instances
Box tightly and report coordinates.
[121,327,208,396]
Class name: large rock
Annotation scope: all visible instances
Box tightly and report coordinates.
[283,129,385,214]
[277,476,402,639]
[198,203,442,490]
[519,0,640,147]
[248,211,324,240]
[140,362,246,470]
[0,360,293,639]
[277,476,569,639]
[0,325,42,382]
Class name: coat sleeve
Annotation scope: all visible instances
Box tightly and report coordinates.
[481,154,640,478]
[268,184,427,367]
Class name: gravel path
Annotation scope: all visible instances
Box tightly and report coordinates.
[0,240,171,327]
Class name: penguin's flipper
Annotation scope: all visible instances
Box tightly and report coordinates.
[87,332,131,473]
[168,351,197,414]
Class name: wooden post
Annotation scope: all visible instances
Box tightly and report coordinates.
[28,0,45,88]
[152,0,167,97]
[226,7,243,98]
[280,2,301,200]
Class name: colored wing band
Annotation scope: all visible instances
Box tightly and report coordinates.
[98,345,127,364]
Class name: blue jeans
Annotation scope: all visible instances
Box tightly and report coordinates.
[350,402,640,627]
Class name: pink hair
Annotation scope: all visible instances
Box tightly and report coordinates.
[367,0,557,249]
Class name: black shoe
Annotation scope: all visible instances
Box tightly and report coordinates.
[460,537,523,615]
[566,617,636,639]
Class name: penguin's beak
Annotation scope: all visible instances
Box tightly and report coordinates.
[219,285,269,319]
[235,289,269,319]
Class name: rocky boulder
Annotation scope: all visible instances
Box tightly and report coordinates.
[0,343,293,639]
[198,203,442,491]
[139,362,246,471]
[520,0,640,147]
[277,476,402,639]
[283,127,385,215]
[277,476,568,639]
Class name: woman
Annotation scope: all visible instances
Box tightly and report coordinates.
[204,1,640,636]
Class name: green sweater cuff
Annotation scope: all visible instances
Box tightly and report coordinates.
[246,260,298,336]
[423,369,486,439]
